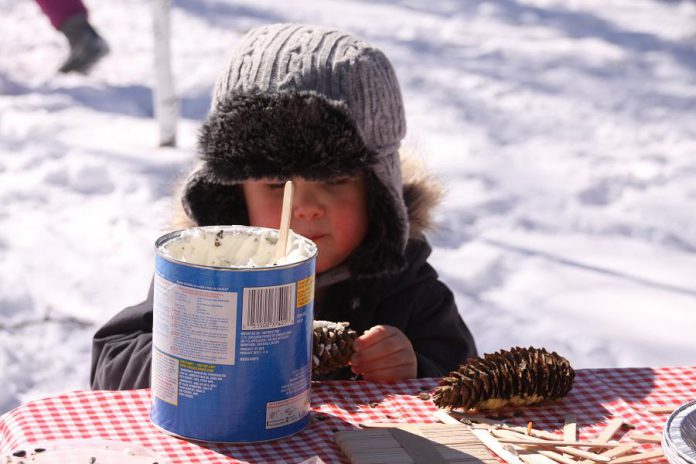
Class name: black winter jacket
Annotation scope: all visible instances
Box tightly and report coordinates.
[90,238,476,390]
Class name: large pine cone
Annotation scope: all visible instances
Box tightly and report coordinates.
[312,320,357,375]
[432,346,575,410]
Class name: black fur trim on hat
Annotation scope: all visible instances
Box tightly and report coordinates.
[182,167,249,226]
[199,91,378,182]
[183,90,406,278]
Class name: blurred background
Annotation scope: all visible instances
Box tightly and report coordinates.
[1,0,695,414]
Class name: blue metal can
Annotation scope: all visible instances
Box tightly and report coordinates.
[150,226,317,443]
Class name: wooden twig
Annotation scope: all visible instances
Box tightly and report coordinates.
[532,450,580,464]
[628,433,662,444]
[434,412,572,464]
[610,449,664,464]
[645,406,678,414]
[563,415,577,442]
[446,412,560,440]
[274,180,294,261]
[493,436,621,448]
[595,418,624,444]
[470,428,526,464]
[434,410,464,425]
[491,429,612,463]
[580,443,634,464]
[497,431,585,464]
[562,415,577,460]
[519,453,559,464]
[433,410,651,464]
[548,445,611,462]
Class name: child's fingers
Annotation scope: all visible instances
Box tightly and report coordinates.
[351,334,409,366]
[352,324,394,351]
[350,325,417,381]
[351,345,414,372]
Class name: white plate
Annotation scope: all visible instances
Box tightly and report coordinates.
[2,438,171,464]
[664,400,696,464]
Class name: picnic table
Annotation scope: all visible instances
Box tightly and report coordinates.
[1,366,694,463]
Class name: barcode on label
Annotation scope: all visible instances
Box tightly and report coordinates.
[242,283,296,330]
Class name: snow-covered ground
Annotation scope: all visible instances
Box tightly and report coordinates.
[1,0,695,414]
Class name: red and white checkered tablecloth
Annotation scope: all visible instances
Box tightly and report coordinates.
[1,367,694,463]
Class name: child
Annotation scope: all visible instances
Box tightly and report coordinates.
[91,23,476,390]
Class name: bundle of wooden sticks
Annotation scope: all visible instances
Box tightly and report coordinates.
[335,400,679,464]
[434,410,665,464]
[335,408,672,464]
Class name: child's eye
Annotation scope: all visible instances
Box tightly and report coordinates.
[325,176,352,186]
[265,182,286,190]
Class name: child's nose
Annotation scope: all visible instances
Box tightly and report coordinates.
[292,190,323,221]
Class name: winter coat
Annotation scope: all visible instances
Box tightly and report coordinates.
[91,236,476,390]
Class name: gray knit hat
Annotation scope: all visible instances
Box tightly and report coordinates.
[182,23,409,277]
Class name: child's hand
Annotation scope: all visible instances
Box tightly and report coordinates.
[350,325,417,382]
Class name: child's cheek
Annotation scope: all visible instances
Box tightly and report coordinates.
[247,200,282,228]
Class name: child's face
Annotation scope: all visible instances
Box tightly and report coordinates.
[242,173,369,273]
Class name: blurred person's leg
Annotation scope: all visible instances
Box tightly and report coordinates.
[34,0,87,29]
[34,0,109,74]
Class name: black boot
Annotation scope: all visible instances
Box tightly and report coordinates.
[58,15,109,74]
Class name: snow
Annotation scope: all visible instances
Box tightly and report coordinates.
[1,0,695,414]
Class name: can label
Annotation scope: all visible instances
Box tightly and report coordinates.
[150,228,315,443]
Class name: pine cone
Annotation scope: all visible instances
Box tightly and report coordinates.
[432,346,575,410]
[312,320,357,375]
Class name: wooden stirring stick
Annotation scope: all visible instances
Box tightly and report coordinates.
[274,180,294,262]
